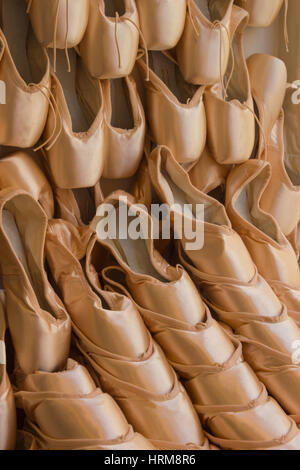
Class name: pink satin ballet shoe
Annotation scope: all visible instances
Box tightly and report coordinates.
[100,76,146,179]
[79,0,140,79]
[42,49,105,189]
[247,53,287,160]
[26,0,89,49]
[258,113,300,255]
[138,51,206,165]
[235,0,287,28]
[0,0,50,147]
[204,4,255,165]
[226,159,300,326]
[0,189,71,376]
[135,0,186,51]
[176,0,234,85]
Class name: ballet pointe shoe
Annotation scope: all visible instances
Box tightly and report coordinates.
[135,0,186,51]
[257,113,300,254]
[101,76,146,179]
[0,299,16,450]
[138,52,206,165]
[176,0,233,85]
[204,5,255,164]
[226,159,300,326]
[91,189,300,449]
[235,0,286,28]
[0,189,71,376]
[247,53,287,160]
[43,50,105,189]
[79,0,139,79]
[247,53,299,243]
[0,151,54,218]
[26,0,89,50]
[15,358,155,450]
[147,146,300,442]
[0,0,50,147]
[45,219,209,449]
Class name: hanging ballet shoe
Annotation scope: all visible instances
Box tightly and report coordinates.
[146,145,300,442]
[26,0,89,72]
[0,0,50,147]
[15,358,156,450]
[204,4,255,164]
[138,51,206,165]
[176,0,233,85]
[235,0,288,28]
[135,0,186,51]
[26,0,89,48]
[45,218,210,449]
[79,0,140,79]
[42,49,105,189]
[0,189,71,376]
[100,76,146,179]
[0,299,16,450]
[0,151,54,218]
[247,53,287,160]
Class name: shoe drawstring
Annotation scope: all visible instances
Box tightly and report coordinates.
[29,83,63,151]
[27,0,71,73]
[211,20,234,100]
[26,0,33,12]
[114,12,149,81]
[283,0,289,52]
[242,103,268,161]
